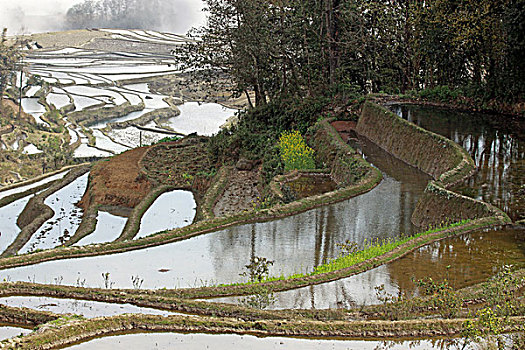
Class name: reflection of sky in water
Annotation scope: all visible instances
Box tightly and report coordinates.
[0,296,176,319]
[162,102,236,136]
[20,173,88,254]
[0,171,69,201]
[0,327,30,341]
[135,190,196,239]
[0,194,33,254]
[92,130,129,154]
[65,332,474,350]
[108,125,168,148]
[75,211,127,246]
[70,95,102,111]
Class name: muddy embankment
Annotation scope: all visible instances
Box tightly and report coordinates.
[356,101,511,227]
[4,313,525,349]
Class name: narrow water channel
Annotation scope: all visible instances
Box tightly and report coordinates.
[0,170,69,201]
[391,104,525,222]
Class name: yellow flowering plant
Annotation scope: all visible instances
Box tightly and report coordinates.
[278,130,315,172]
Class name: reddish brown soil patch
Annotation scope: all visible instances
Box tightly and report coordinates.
[79,137,215,214]
[330,120,356,142]
[78,147,152,209]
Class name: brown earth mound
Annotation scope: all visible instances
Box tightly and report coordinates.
[79,136,214,212]
[78,147,152,209]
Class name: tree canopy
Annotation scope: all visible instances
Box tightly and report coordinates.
[180,0,525,107]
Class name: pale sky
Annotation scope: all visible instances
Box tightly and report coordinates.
[0,0,206,35]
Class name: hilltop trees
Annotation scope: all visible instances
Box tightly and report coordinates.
[65,0,177,30]
[180,0,525,107]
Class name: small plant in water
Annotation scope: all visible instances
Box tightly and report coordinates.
[240,256,274,283]
[241,285,276,310]
[414,277,460,318]
[131,275,144,290]
[53,276,63,286]
[101,272,114,289]
[76,277,86,288]
[240,256,276,309]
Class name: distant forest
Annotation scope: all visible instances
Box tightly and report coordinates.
[176,0,524,108]
[65,0,178,32]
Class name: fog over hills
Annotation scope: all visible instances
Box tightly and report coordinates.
[0,0,205,35]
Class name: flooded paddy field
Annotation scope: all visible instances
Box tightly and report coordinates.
[0,326,31,341]
[64,332,481,350]
[0,195,34,254]
[1,26,523,348]
[19,173,89,254]
[0,296,176,318]
[212,226,525,308]
[135,190,196,239]
[74,211,127,246]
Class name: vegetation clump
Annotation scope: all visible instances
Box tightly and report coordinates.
[278,130,316,172]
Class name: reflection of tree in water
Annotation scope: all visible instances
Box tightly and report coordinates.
[395,105,525,221]
[386,229,525,298]
[204,140,430,286]
[206,205,343,285]
[269,265,398,309]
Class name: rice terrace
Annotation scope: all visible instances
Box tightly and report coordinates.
[0,0,523,349]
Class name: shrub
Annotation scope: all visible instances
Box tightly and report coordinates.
[278,130,316,172]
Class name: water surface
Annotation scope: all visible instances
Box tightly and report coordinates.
[0,195,33,253]
[162,102,236,136]
[0,296,175,318]
[0,326,31,341]
[135,190,196,239]
[74,211,128,246]
[64,332,474,350]
[214,227,525,308]
[392,104,525,221]
[0,171,68,201]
